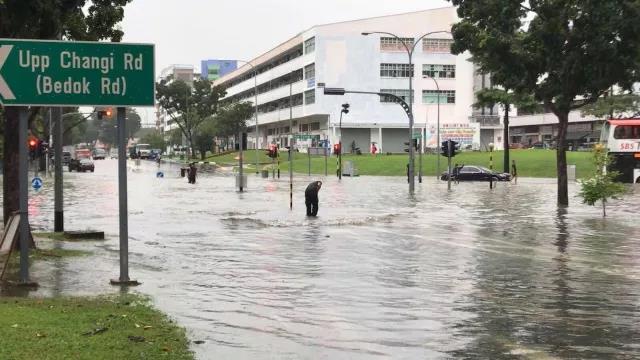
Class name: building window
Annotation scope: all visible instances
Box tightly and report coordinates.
[268,128,275,136]
[310,122,320,131]
[423,38,453,53]
[422,90,456,104]
[304,89,315,105]
[304,37,315,54]
[380,37,414,52]
[380,63,414,78]
[304,63,315,80]
[422,64,456,79]
[380,89,414,103]
[300,123,309,132]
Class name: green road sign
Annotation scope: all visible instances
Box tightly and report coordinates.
[0,39,154,107]
[412,132,422,139]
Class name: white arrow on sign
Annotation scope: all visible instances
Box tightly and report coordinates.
[0,45,16,100]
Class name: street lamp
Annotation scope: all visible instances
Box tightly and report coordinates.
[362,30,450,191]
[423,75,442,180]
[236,60,260,175]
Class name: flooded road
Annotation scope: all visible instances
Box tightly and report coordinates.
[7,159,640,359]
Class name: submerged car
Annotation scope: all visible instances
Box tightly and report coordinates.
[440,165,511,182]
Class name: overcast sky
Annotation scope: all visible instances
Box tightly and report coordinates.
[119,0,451,125]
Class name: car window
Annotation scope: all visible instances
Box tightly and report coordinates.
[459,167,479,173]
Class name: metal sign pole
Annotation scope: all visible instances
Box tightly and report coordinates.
[18,108,30,283]
[111,107,137,286]
[53,107,63,232]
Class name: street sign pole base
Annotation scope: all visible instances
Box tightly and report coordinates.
[110,279,140,286]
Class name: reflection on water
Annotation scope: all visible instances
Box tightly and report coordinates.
[3,160,640,359]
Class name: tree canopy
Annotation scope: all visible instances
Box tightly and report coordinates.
[449,0,640,205]
[155,77,226,157]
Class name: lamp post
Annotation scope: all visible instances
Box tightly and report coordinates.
[424,75,442,179]
[237,60,259,174]
[362,30,450,191]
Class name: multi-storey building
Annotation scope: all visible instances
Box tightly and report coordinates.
[214,7,499,153]
[156,65,195,133]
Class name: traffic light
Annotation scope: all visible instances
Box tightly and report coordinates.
[28,137,38,159]
[333,143,341,155]
[97,107,113,120]
[404,142,411,153]
[440,140,459,157]
[341,103,350,114]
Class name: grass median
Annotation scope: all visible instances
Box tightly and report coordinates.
[207,149,594,178]
[0,294,193,360]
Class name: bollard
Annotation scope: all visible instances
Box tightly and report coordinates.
[180,168,186,177]
[511,160,518,184]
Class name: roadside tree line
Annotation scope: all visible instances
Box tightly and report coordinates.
[155,77,253,160]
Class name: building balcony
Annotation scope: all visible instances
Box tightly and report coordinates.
[470,114,502,128]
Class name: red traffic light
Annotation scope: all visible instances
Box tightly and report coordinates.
[29,139,37,147]
[105,108,113,117]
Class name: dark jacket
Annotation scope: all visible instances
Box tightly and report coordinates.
[305,181,321,199]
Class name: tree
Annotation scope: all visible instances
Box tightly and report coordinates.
[474,88,539,173]
[579,145,626,217]
[215,102,254,141]
[141,130,166,151]
[155,77,225,158]
[193,119,216,160]
[581,91,640,119]
[126,108,142,139]
[0,0,133,224]
[449,0,640,205]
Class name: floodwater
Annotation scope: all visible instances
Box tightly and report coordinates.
[4,159,640,359]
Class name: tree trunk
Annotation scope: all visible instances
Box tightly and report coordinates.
[503,104,510,173]
[602,199,607,217]
[556,112,570,206]
[3,107,20,225]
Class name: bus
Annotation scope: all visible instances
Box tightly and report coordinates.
[600,118,640,183]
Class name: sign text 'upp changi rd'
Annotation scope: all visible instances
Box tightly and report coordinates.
[0,39,154,106]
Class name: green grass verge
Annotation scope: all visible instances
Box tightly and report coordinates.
[207,149,595,178]
[0,294,193,359]
[35,232,103,242]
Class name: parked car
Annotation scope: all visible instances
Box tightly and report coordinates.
[509,143,526,149]
[441,165,511,182]
[530,142,548,149]
[69,158,95,172]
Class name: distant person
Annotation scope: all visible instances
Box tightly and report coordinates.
[188,163,197,184]
[371,142,378,156]
[304,181,322,217]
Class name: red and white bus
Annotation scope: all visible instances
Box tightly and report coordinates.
[600,118,640,183]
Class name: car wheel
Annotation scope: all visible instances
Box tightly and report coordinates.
[91,169,94,172]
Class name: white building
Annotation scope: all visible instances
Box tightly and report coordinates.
[214,8,500,153]
[156,64,195,133]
